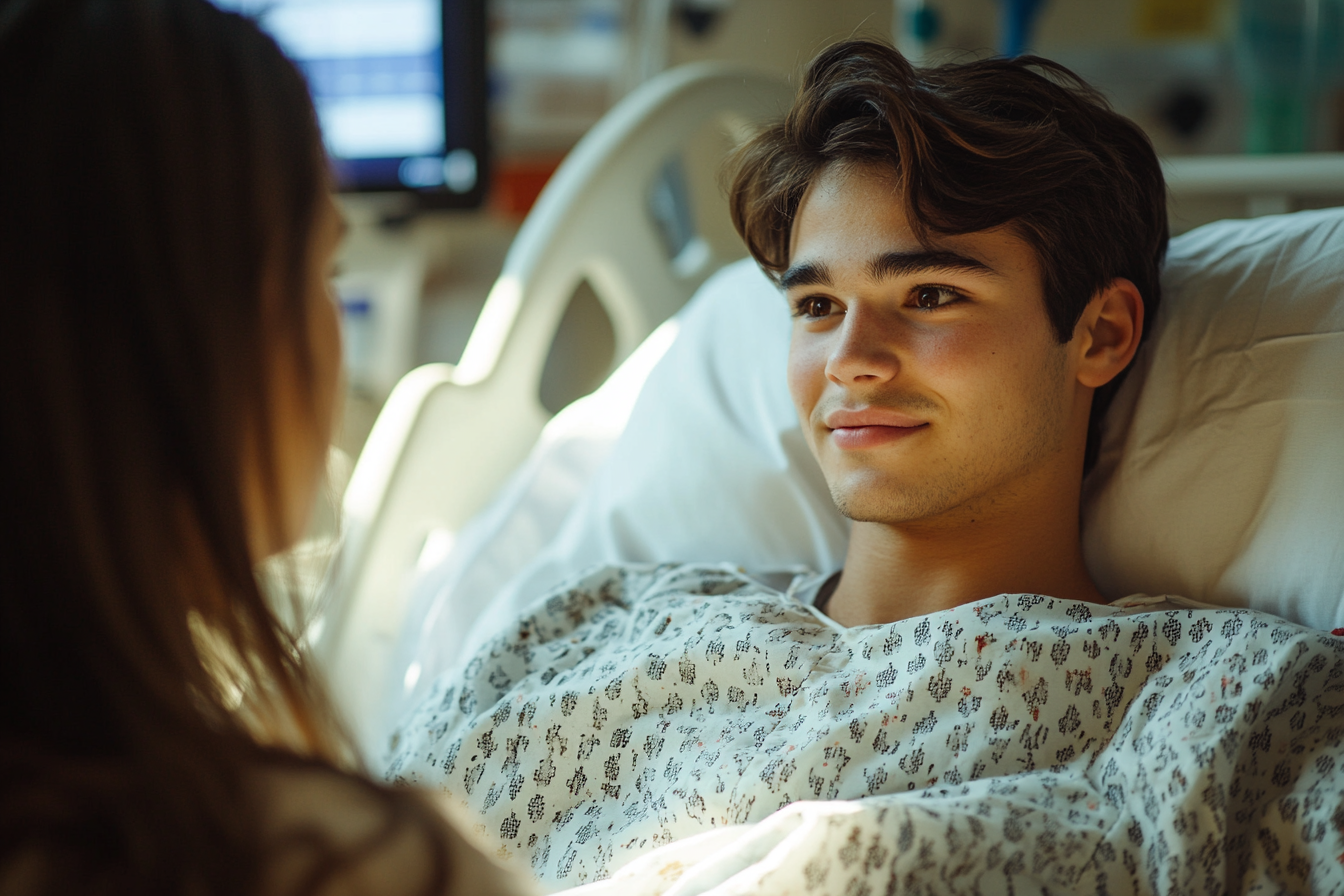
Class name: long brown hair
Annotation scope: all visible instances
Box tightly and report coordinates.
[0,1,446,891]
[727,39,1169,469]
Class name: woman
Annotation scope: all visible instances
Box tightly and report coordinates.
[0,1,530,893]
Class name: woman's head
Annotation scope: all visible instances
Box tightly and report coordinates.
[0,5,481,893]
[248,191,345,561]
[0,0,343,765]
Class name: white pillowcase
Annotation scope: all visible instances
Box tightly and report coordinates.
[1083,208,1344,632]
[388,208,1344,726]
[385,260,848,728]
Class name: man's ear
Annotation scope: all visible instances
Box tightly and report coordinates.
[1073,277,1144,389]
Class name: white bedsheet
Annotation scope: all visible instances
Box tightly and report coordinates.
[388,564,1344,893]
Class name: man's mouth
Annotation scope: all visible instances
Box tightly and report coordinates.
[824,408,929,450]
[829,423,929,449]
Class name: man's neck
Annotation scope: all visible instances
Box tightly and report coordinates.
[824,468,1106,627]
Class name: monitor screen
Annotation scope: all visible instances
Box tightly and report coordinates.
[213,0,487,205]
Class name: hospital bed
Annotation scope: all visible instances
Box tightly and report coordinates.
[308,62,1344,773]
[311,63,794,757]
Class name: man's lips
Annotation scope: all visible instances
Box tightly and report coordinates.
[824,408,929,450]
[825,408,927,429]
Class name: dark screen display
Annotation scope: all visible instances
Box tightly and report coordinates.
[213,0,487,205]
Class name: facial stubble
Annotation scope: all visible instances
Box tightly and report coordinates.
[826,342,1075,527]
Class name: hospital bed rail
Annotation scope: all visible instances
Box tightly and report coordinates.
[312,64,794,758]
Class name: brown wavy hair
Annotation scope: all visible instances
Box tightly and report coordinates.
[727,39,1169,468]
[0,1,450,892]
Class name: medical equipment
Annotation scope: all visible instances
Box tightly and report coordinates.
[211,0,488,202]
[309,62,1344,765]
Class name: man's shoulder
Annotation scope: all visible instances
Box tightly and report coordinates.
[398,563,820,726]
[1105,593,1215,613]
[517,561,809,626]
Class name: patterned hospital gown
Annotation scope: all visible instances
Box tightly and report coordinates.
[387,563,1344,894]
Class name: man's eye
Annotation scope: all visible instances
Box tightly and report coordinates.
[793,296,835,319]
[912,286,962,310]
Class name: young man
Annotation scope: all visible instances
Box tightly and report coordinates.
[389,41,1344,895]
[726,39,1164,627]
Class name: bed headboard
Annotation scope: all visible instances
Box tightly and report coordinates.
[1164,152,1344,232]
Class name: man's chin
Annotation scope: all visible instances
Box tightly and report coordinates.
[828,476,963,526]
[832,490,931,526]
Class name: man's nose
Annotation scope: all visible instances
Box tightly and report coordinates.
[824,309,901,385]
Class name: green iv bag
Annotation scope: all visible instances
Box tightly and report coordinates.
[1236,0,1344,153]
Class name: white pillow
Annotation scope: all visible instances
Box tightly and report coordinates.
[390,209,1344,725]
[1083,208,1344,632]
[385,260,848,727]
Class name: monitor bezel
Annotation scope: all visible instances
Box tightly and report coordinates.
[328,0,489,209]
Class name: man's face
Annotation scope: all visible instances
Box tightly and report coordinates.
[785,161,1083,527]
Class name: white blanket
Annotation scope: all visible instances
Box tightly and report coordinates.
[388,564,1344,894]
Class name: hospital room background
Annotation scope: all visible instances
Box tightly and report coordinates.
[222,0,1344,766]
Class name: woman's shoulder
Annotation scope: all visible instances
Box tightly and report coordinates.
[249,758,536,896]
[0,749,534,896]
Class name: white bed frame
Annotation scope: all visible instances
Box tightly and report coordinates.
[310,61,1344,759]
[313,64,795,757]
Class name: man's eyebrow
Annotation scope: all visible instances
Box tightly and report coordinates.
[780,261,832,291]
[867,249,998,281]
